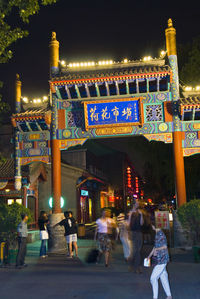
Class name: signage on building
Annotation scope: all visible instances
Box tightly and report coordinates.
[81,189,89,196]
[155,211,170,230]
[84,98,141,130]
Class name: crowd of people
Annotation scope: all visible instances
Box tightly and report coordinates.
[15,203,172,299]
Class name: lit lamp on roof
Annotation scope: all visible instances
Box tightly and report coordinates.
[195,86,200,91]
[43,96,48,101]
[60,60,66,66]
[123,58,128,63]
[160,50,166,58]
[22,97,28,103]
[143,56,152,62]
[184,86,192,91]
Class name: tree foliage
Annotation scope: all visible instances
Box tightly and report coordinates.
[0,202,32,247]
[177,199,200,245]
[179,36,200,85]
[0,0,58,63]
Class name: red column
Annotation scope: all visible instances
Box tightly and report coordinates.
[35,189,39,228]
[173,131,186,206]
[23,187,27,207]
[51,139,61,213]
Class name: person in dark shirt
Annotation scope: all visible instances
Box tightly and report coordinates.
[38,211,49,258]
[55,211,78,258]
[128,202,144,273]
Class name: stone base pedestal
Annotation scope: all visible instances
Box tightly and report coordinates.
[48,213,67,253]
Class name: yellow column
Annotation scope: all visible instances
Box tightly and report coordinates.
[165,19,186,206]
[49,32,59,73]
[15,74,21,113]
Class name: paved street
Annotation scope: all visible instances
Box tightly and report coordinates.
[0,240,199,299]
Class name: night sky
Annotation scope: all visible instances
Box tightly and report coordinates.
[0,0,200,109]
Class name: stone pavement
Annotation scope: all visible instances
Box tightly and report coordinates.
[0,239,199,299]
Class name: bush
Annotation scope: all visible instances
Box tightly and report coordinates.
[0,203,32,248]
[177,199,200,245]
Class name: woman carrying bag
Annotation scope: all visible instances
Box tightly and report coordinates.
[38,211,49,258]
[147,217,172,299]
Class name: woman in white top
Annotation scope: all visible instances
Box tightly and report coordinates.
[94,209,116,267]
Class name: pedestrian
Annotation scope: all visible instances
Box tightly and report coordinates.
[54,211,78,258]
[117,212,132,261]
[16,213,28,269]
[128,202,144,273]
[38,211,49,258]
[94,209,117,267]
[147,218,172,299]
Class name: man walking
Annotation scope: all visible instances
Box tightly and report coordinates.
[129,202,144,273]
[16,213,28,269]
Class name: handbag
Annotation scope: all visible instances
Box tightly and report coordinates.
[144,257,151,267]
[40,229,49,240]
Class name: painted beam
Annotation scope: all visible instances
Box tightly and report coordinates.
[95,83,100,97]
[115,81,120,95]
[64,85,71,99]
[75,84,81,99]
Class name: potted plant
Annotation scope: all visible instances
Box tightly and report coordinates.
[0,203,32,265]
[177,199,200,262]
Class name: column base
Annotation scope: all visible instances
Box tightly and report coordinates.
[48,213,67,253]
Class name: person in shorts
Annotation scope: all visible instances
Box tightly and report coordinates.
[55,211,78,258]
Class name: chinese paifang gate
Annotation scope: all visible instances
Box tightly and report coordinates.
[11,19,200,251]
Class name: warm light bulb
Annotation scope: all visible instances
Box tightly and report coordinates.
[185,86,192,91]
[196,86,200,91]
[123,58,128,63]
[160,50,166,57]
[22,97,28,103]
[60,60,66,66]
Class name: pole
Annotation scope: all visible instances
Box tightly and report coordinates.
[165,19,187,206]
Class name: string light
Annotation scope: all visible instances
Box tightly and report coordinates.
[60,60,66,66]
[160,50,166,58]
[68,61,95,68]
[184,86,192,91]
[21,96,48,104]
[143,56,152,62]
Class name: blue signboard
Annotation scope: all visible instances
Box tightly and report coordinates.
[84,99,140,129]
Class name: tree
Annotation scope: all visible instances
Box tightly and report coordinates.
[0,0,60,159]
[0,0,58,63]
[178,36,200,85]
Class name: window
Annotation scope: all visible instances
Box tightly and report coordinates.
[88,84,97,97]
[183,111,193,121]
[58,86,68,99]
[78,85,87,98]
[69,85,78,99]
[149,79,157,92]
[39,120,48,130]
[109,82,117,96]
[159,77,168,91]
[129,81,137,94]
[29,122,39,131]
[195,110,200,120]
[139,79,147,93]
[98,83,107,97]
[118,82,127,95]
[20,122,29,132]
